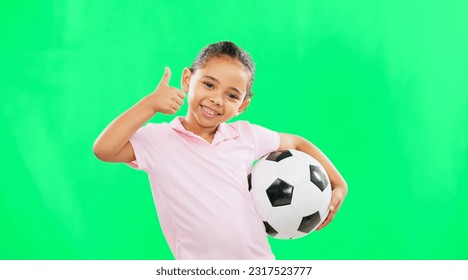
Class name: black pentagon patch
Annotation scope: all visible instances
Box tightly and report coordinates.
[309,165,329,191]
[298,211,321,233]
[266,178,294,207]
[266,150,293,162]
[247,174,252,191]
[263,221,278,237]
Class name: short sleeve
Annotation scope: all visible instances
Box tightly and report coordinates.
[248,123,280,160]
[127,123,158,173]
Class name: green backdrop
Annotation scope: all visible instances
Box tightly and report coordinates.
[1,0,467,260]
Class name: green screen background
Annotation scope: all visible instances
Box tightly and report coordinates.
[1,0,467,260]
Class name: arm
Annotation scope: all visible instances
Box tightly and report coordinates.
[279,133,348,231]
[93,67,185,163]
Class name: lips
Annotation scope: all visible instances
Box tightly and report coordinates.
[201,105,221,118]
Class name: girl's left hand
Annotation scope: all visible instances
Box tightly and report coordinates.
[316,185,347,231]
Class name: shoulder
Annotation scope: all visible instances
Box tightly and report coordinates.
[133,122,171,139]
[224,120,256,137]
[228,120,276,133]
[226,120,252,130]
[141,122,170,131]
[225,120,278,140]
[226,120,280,158]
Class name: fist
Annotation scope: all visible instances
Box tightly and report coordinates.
[151,67,186,114]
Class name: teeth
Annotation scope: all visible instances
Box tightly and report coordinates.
[202,106,218,116]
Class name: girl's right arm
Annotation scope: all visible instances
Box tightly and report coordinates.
[93,67,186,163]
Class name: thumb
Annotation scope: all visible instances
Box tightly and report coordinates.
[328,197,339,212]
[159,66,171,86]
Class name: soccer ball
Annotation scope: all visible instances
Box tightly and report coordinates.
[248,149,332,239]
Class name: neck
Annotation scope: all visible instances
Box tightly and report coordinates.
[181,117,218,143]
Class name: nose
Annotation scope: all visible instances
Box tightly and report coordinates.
[209,93,223,106]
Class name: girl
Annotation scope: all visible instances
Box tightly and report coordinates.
[93,41,347,260]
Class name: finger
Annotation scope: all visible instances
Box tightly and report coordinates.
[329,197,340,212]
[317,210,336,230]
[317,206,336,231]
[174,96,184,106]
[177,90,186,99]
[171,103,181,112]
[317,200,342,231]
[316,216,333,231]
[164,106,176,115]
[159,66,171,86]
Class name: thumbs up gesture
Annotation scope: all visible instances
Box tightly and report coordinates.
[151,67,186,115]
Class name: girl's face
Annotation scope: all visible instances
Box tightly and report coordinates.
[181,56,251,133]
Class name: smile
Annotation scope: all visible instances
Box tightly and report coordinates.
[201,105,221,118]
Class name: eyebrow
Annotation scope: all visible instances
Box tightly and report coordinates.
[202,75,244,96]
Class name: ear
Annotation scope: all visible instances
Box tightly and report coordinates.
[181,68,192,92]
[238,98,251,114]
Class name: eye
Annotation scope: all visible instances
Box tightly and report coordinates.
[204,82,214,89]
[227,93,239,100]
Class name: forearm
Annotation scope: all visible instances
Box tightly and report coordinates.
[93,94,156,159]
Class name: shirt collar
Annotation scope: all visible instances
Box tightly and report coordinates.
[170,117,239,144]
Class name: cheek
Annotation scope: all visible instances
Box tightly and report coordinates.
[225,104,240,114]
[187,93,196,105]
[189,81,204,95]
[187,87,203,107]
[187,84,198,100]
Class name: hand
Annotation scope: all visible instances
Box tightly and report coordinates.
[151,67,186,114]
[316,185,347,231]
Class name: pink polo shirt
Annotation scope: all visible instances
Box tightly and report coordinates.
[128,117,280,260]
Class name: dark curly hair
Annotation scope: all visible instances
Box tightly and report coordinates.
[190,41,255,99]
